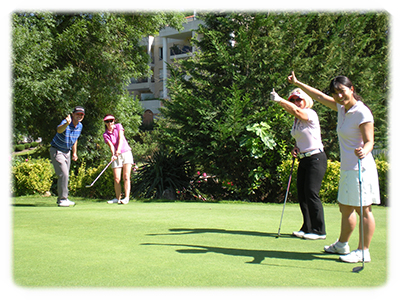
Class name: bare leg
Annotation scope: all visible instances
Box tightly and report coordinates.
[122,163,132,199]
[338,203,357,243]
[113,167,122,199]
[355,205,375,250]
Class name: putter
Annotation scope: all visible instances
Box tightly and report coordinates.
[353,158,365,273]
[86,159,113,188]
[277,156,296,237]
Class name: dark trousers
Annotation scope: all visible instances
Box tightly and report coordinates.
[297,152,327,235]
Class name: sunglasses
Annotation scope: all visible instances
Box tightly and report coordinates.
[104,119,114,123]
[290,97,303,103]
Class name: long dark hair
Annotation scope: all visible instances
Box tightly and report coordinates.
[329,76,362,100]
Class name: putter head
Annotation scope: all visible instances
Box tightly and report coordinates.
[352,266,364,273]
[85,185,92,188]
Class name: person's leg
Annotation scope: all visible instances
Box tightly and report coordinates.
[296,159,311,233]
[122,163,132,199]
[355,205,375,250]
[338,204,357,243]
[303,153,327,235]
[113,167,122,200]
[50,147,70,202]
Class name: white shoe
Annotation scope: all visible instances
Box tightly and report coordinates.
[340,249,371,263]
[58,199,75,207]
[303,233,326,240]
[324,240,350,254]
[118,197,129,205]
[107,198,119,204]
[292,231,305,238]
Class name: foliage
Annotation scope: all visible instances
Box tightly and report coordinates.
[12,12,185,167]
[68,160,116,199]
[132,150,194,199]
[278,158,388,205]
[11,157,55,196]
[161,11,389,202]
[375,158,389,206]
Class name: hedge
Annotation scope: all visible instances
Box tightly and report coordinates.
[278,157,389,206]
[11,157,389,205]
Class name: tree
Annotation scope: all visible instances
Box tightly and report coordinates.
[12,12,185,165]
[161,12,389,202]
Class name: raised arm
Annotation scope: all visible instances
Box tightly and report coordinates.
[288,71,338,111]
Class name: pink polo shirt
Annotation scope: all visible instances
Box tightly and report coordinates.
[103,123,132,154]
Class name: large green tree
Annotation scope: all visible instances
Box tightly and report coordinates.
[12,12,185,164]
[162,12,389,202]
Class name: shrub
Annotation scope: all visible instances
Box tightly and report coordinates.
[375,158,389,206]
[69,160,115,199]
[15,144,25,152]
[132,150,194,199]
[278,158,388,205]
[12,157,55,196]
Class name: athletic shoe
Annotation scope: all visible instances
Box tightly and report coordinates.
[340,249,371,263]
[119,197,129,205]
[58,199,75,207]
[107,198,119,204]
[292,231,305,238]
[303,233,326,240]
[324,240,350,254]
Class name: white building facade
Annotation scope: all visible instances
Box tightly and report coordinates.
[127,16,204,124]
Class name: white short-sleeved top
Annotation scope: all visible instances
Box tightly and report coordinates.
[290,108,324,153]
[336,101,374,171]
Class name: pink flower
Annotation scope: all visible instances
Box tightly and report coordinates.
[203,173,207,177]
[197,171,201,175]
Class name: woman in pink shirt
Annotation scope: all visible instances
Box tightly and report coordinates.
[103,114,134,204]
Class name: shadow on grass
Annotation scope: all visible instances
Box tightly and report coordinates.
[147,228,294,239]
[141,242,339,265]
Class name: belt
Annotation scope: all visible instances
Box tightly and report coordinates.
[298,148,323,159]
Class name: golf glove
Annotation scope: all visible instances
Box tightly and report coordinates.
[270,88,284,103]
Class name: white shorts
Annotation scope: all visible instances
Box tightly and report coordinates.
[338,167,380,206]
[112,151,134,169]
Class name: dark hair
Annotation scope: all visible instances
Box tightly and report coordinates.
[329,76,362,100]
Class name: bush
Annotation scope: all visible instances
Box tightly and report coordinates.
[132,150,194,199]
[375,158,389,206]
[12,157,55,196]
[278,157,388,205]
[69,160,115,199]
[15,144,25,152]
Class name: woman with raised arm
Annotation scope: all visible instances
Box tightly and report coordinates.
[270,88,327,240]
[287,71,380,263]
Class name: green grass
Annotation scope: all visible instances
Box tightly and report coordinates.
[12,196,387,287]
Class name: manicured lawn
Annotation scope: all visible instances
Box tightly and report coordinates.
[12,196,387,288]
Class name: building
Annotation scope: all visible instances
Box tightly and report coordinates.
[127,15,204,123]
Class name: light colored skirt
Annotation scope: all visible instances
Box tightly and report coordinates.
[338,167,380,206]
[112,151,134,169]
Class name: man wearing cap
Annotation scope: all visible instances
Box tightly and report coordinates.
[50,106,85,207]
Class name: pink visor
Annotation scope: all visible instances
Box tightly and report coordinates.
[103,115,115,121]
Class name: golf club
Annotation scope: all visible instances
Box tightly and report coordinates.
[85,159,113,188]
[277,156,296,237]
[353,158,365,273]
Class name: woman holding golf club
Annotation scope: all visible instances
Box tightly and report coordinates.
[103,114,134,204]
[270,88,327,240]
[287,71,380,264]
